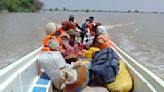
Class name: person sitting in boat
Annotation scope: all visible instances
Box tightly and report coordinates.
[42,22,59,51]
[82,23,101,49]
[67,29,83,55]
[56,21,70,36]
[68,15,83,32]
[42,22,64,52]
[58,32,79,63]
[93,25,112,49]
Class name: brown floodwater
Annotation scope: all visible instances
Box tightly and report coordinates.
[0,11,164,80]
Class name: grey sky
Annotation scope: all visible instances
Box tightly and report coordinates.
[43,0,164,12]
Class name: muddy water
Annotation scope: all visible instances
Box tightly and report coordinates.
[0,12,163,80]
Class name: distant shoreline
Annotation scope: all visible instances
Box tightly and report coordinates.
[1,9,164,14]
[41,9,164,14]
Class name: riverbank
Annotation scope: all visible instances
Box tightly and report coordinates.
[0,0,43,12]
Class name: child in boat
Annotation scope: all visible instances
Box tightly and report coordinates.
[67,29,82,55]
[58,32,79,63]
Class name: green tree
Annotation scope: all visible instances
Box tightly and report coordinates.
[85,9,90,13]
[0,0,6,10]
[55,8,59,11]
[135,10,139,13]
[128,10,131,12]
[1,0,43,12]
[33,0,44,10]
[63,7,66,11]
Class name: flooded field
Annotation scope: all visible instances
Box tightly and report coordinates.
[0,12,163,80]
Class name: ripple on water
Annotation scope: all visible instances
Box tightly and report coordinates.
[119,33,164,80]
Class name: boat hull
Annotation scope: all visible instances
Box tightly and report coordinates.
[0,43,163,92]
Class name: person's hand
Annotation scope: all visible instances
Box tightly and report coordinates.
[73,62,81,67]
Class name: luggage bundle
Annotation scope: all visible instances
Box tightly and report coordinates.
[89,48,133,92]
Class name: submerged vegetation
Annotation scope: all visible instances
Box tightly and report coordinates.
[0,0,43,12]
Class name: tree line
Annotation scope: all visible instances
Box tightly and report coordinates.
[0,0,44,12]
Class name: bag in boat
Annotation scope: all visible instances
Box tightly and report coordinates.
[37,51,67,90]
[105,59,133,92]
[89,48,119,86]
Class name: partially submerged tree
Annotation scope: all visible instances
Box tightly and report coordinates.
[33,0,44,10]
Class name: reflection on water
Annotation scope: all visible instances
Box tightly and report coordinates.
[0,12,163,80]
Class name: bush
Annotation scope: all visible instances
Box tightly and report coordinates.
[1,0,43,12]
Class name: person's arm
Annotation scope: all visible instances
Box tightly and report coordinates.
[76,23,83,31]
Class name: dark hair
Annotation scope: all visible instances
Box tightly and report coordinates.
[69,15,74,19]
[89,16,94,20]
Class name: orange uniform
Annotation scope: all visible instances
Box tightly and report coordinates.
[87,22,96,36]
[69,20,77,29]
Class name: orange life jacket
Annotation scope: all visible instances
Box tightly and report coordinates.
[64,65,88,92]
[94,35,112,49]
[69,20,77,29]
[57,27,65,34]
[42,35,65,52]
[87,22,93,32]
[87,22,96,36]
[42,46,51,51]
[57,32,71,53]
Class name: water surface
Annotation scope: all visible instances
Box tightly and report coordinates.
[0,12,163,80]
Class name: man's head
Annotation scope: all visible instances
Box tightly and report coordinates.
[69,15,75,22]
[96,26,107,35]
[62,21,69,30]
[89,16,94,22]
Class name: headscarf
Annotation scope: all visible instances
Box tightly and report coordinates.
[96,26,107,35]
[45,22,57,35]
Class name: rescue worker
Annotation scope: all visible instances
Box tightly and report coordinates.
[93,26,112,49]
[86,16,97,36]
[68,15,83,32]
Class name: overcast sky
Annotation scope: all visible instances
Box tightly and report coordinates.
[43,0,164,12]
